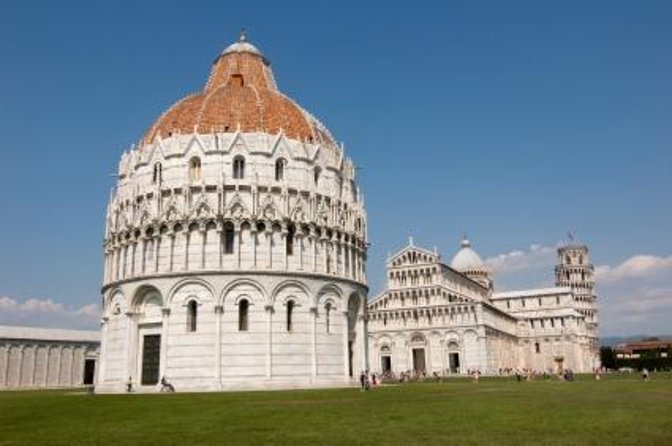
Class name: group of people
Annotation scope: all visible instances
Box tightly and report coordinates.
[125,376,175,393]
[359,371,379,390]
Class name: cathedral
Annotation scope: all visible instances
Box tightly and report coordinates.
[96,34,368,392]
[367,238,600,376]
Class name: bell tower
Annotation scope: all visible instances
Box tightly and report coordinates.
[555,241,600,365]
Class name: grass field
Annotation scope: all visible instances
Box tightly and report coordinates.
[1,374,670,445]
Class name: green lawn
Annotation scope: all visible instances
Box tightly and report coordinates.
[1,374,671,445]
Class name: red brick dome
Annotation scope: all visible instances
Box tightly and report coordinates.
[142,34,335,147]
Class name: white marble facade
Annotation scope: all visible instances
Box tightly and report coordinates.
[367,239,599,376]
[0,325,99,389]
[97,37,368,393]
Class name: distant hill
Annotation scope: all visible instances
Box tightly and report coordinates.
[601,335,672,347]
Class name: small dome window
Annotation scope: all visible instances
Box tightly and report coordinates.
[275,158,286,181]
[233,156,245,179]
[189,157,201,181]
[152,162,162,184]
[230,74,244,87]
[313,166,321,187]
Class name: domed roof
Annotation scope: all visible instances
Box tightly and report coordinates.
[221,31,264,58]
[450,237,486,271]
[141,33,336,147]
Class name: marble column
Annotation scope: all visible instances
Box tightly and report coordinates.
[217,225,224,268]
[124,312,137,384]
[160,308,170,379]
[297,235,304,271]
[31,345,38,386]
[182,229,189,271]
[44,345,53,386]
[236,224,243,269]
[140,237,147,274]
[310,307,318,380]
[55,345,63,386]
[266,228,273,269]
[98,318,109,384]
[130,239,137,277]
[13,346,24,387]
[153,235,160,273]
[359,314,368,372]
[251,227,258,268]
[2,345,10,387]
[265,304,274,378]
[281,227,288,270]
[200,227,206,269]
[342,311,350,378]
[214,305,223,387]
[310,234,317,272]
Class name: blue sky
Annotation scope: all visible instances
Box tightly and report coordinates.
[0,0,670,336]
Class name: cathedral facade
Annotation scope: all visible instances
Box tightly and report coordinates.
[367,239,599,376]
[97,35,368,392]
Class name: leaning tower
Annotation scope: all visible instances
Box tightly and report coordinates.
[555,242,600,365]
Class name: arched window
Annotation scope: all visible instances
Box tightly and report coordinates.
[534,342,541,354]
[275,158,285,181]
[578,254,583,264]
[313,166,321,187]
[238,299,249,331]
[233,156,245,179]
[189,157,201,181]
[325,302,332,333]
[187,300,197,332]
[286,300,294,332]
[153,162,162,184]
[224,223,235,254]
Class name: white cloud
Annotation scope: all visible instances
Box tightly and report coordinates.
[485,243,556,275]
[595,255,672,283]
[0,296,100,330]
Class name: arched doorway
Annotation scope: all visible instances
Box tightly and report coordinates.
[447,341,460,374]
[380,345,392,373]
[133,286,164,386]
[409,333,427,375]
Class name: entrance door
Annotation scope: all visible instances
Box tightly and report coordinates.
[141,334,161,385]
[412,348,426,373]
[449,352,460,374]
[348,341,354,377]
[381,356,391,373]
[83,359,96,385]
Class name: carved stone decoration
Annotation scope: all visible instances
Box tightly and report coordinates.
[225,192,248,221]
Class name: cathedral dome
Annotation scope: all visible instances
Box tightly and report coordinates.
[450,237,486,271]
[141,32,336,147]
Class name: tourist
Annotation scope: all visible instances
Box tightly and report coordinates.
[642,368,649,381]
[160,376,175,393]
[126,376,133,393]
[359,371,366,390]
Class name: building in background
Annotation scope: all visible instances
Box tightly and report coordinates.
[96,34,368,393]
[367,238,599,376]
[0,325,99,389]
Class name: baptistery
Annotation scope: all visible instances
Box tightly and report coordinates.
[97,33,368,392]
